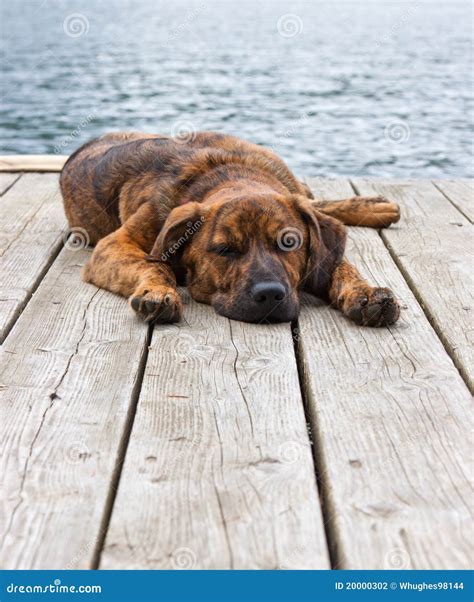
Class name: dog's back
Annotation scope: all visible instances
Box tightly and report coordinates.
[60,133,169,241]
[60,131,308,243]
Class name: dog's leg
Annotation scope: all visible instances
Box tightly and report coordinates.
[82,203,182,323]
[328,259,400,326]
[312,196,400,228]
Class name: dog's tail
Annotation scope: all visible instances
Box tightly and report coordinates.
[311,196,401,229]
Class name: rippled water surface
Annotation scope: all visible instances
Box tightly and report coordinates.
[1,0,472,177]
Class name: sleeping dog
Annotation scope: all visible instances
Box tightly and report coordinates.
[60,131,400,326]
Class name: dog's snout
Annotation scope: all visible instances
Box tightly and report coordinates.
[250,282,286,306]
[214,279,298,323]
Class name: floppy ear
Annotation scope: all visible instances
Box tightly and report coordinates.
[295,197,347,295]
[147,202,205,263]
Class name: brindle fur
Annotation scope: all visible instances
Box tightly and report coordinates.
[60,131,400,326]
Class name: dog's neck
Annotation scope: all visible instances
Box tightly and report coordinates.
[203,179,284,203]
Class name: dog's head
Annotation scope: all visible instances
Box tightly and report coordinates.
[149,193,346,323]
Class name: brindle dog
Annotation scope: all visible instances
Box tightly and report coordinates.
[60,131,401,326]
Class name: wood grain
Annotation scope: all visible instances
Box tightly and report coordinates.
[0,155,67,172]
[433,179,473,223]
[300,178,473,569]
[352,178,473,392]
[101,291,329,569]
[0,248,149,569]
[0,174,66,342]
[1,171,472,570]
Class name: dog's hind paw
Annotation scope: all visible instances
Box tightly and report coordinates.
[129,286,182,323]
[359,195,401,227]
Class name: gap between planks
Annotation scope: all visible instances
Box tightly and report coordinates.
[291,322,341,570]
[432,179,473,224]
[1,170,472,569]
[301,177,472,569]
[0,169,330,569]
[0,248,151,569]
[0,173,67,344]
[90,324,153,569]
[0,173,22,196]
[350,178,473,394]
[99,291,330,570]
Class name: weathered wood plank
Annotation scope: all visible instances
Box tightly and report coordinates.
[352,178,473,393]
[0,173,21,196]
[433,179,473,223]
[0,174,66,343]
[299,178,473,569]
[101,291,329,569]
[0,155,67,172]
[0,248,149,569]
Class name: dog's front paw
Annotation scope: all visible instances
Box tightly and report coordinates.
[129,286,182,323]
[343,287,400,327]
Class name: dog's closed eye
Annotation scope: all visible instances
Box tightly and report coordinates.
[208,244,242,258]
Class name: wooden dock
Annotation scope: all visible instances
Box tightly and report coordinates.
[0,157,472,570]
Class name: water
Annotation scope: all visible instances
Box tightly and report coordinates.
[1,0,472,178]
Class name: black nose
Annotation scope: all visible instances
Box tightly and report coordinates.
[250,282,286,307]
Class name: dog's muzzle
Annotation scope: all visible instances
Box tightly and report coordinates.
[213,280,299,323]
